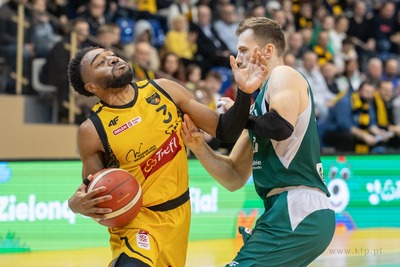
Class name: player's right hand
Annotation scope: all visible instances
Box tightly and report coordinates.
[68,175,113,220]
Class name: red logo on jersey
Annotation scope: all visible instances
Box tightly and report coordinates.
[140,131,182,178]
[112,116,142,136]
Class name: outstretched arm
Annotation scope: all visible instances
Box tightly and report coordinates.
[157,46,268,143]
[181,114,253,192]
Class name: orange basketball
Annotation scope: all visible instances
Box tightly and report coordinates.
[86,168,142,228]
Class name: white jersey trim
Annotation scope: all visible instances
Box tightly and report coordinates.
[286,187,333,231]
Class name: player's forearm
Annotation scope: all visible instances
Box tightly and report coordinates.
[216,89,253,142]
[191,142,247,192]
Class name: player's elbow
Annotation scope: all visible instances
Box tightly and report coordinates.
[225,177,247,192]
[270,127,293,141]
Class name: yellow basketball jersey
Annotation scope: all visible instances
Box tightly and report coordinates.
[89,80,188,207]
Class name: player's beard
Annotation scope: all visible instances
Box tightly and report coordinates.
[100,63,134,89]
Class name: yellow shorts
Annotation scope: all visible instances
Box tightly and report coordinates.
[108,201,191,267]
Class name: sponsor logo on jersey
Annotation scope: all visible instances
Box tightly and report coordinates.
[140,131,182,178]
[244,227,252,234]
[145,90,161,105]
[253,160,262,170]
[108,116,119,127]
[112,116,142,136]
[316,163,325,184]
[137,230,150,250]
[126,143,157,163]
[229,261,239,266]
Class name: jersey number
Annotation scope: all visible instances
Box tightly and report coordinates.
[156,104,172,124]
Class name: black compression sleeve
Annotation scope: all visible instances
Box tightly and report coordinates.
[245,109,294,141]
[216,89,253,143]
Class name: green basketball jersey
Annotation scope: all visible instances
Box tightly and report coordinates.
[248,76,330,199]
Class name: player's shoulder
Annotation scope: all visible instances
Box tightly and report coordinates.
[270,65,302,79]
[152,78,193,104]
[78,119,97,139]
[269,65,307,89]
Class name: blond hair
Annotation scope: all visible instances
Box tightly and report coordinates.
[236,17,286,57]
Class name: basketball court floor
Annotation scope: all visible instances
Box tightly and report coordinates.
[1,228,399,266]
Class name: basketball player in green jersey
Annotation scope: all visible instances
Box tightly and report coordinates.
[181,17,335,266]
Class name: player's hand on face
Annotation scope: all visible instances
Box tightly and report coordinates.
[68,174,113,220]
[217,97,235,110]
[181,114,205,153]
[230,46,269,94]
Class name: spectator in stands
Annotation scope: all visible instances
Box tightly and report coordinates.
[283,53,296,68]
[322,82,390,153]
[164,15,198,61]
[0,0,34,93]
[297,51,335,121]
[301,27,313,47]
[31,0,61,58]
[265,1,281,19]
[45,18,91,122]
[167,0,192,30]
[372,81,400,150]
[382,58,400,97]
[337,59,365,93]
[78,0,114,36]
[321,63,340,95]
[366,57,383,88]
[159,52,185,82]
[210,0,230,23]
[214,4,239,55]
[251,5,266,18]
[274,10,295,38]
[313,31,333,66]
[282,0,295,28]
[47,0,68,35]
[131,42,155,80]
[123,20,160,70]
[334,37,358,74]
[189,5,230,76]
[329,16,349,56]
[287,32,308,60]
[347,1,376,69]
[109,23,124,50]
[96,24,114,48]
[309,14,334,51]
[294,2,313,31]
[313,5,327,28]
[373,1,396,54]
[205,70,223,113]
[185,63,202,91]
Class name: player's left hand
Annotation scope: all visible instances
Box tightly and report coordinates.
[230,46,269,94]
[181,114,205,153]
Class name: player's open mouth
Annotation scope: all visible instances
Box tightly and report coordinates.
[331,202,342,207]
[115,62,126,70]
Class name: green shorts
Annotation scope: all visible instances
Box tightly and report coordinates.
[227,188,335,267]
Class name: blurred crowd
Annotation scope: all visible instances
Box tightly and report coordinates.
[1,0,400,154]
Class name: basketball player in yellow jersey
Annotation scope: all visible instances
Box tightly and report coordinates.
[67,46,268,267]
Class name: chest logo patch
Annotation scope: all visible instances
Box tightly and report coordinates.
[145,90,161,105]
[112,116,142,136]
[140,131,182,178]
